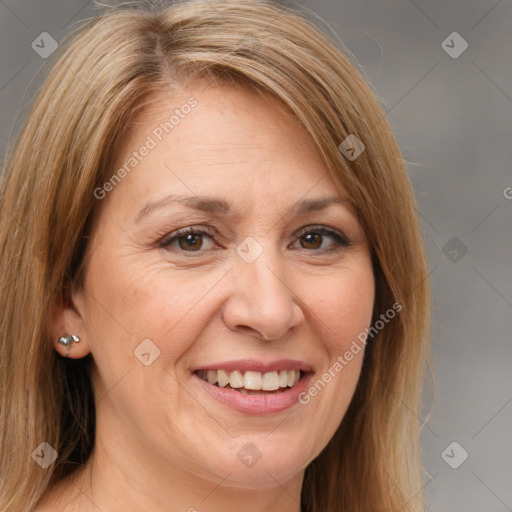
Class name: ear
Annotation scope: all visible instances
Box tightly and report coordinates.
[47,287,91,359]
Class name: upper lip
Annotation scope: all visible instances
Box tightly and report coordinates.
[192,359,313,373]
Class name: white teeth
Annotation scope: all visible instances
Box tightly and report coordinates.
[199,369,303,391]
[262,371,280,391]
[217,370,229,387]
[229,370,244,389]
[244,371,262,390]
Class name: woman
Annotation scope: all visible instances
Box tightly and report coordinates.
[0,1,430,510]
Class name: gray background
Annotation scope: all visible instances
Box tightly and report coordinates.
[1,1,511,510]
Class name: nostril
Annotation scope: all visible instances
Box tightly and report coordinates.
[234,326,272,341]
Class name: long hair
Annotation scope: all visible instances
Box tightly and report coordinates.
[0,1,430,510]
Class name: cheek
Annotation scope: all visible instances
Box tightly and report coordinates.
[86,260,229,377]
[82,258,212,434]
[87,247,201,334]
[317,258,375,352]
[298,257,374,439]
[125,270,224,341]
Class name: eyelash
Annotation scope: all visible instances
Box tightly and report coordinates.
[158,225,351,254]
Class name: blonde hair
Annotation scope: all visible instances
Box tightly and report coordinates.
[0,1,430,510]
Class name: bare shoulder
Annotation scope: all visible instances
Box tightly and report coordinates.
[33,478,87,512]
[32,493,61,512]
[33,487,67,512]
[32,500,56,512]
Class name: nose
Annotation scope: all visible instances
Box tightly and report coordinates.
[221,246,305,341]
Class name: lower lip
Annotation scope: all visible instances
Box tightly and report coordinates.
[193,372,313,415]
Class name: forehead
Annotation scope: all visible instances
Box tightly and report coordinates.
[122,81,318,160]
[103,80,344,216]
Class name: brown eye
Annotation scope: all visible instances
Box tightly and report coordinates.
[160,227,216,252]
[292,226,350,252]
[178,233,204,251]
[300,232,323,250]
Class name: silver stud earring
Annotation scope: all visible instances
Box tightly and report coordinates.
[57,334,80,358]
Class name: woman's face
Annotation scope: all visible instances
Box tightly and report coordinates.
[69,80,375,489]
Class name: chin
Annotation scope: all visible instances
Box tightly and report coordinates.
[196,437,313,489]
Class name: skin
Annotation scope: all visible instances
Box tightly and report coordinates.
[40,80,375,512]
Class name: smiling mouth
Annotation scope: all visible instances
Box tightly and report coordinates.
[195,369,302,395]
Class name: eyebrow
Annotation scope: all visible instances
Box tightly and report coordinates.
[134,194,347,223]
